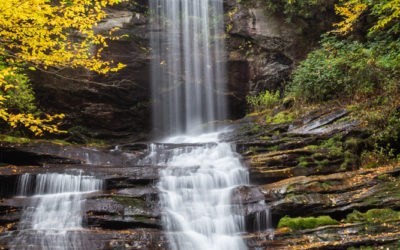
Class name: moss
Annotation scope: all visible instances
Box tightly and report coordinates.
[315,159,330,169]
[267,145,279,151]
[345,209,400,224]
[0,133,108,148]
[252,124,261,132]
[348,247,374,250]
[248,146,260,155]
[306,145,319,150]
[285,193,297,199]
[312,152,325,160]
[341,151,359,170]
[321,182,331,189]
[345,137,365,154]
[376,174,389,181]
[278,215,339,230]
[112,196,145,208]
[266,111,297,124]
[298,156,309,168]
[0,134,31,144]
[258,136,272,140]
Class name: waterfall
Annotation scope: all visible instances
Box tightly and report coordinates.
[145,140,249,250]
[10,172,103,250]
[150,0,227,136]
[149,0,271,249]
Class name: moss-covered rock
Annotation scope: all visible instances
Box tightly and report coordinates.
[345,209,400,224]
[277,215,339,230]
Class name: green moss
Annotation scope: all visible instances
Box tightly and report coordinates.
[0,134,31,143]
[258,136,272,140]
[298,156,309,168]
[267,145,279,151]
[315,159,330,169]
[252,124,261,132]
[376,174,389,181]
[321,182,331,189]
[345,137,365,154]
[321,136,342,149]
[266,111,297,124]
[348,246,374,250]
[341,151,359,170]
[278,215,339,230]
[307,145,319,150]
[345,209,400,224]
[312,152,325,160]
[0,133,107,148]
[112,196,145,208]
[285,193,297,199]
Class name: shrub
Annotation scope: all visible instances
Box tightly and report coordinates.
[286,35,400,102]
[246,90,280,112]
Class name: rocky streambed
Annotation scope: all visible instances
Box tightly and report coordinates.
[0,107,399,249]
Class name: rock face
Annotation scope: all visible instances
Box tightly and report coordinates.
[30,0,309,141]
[31,3,152,142]
[224,0,313,118]
[0,140,166,249]
[1,107,399,249]
[227,107,400,249]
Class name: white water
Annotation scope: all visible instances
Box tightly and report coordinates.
[11,172,102,250]
[149,0,271,248]
[150,0,227,135]
[144,134,249,250]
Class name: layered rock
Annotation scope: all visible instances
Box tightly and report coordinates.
[29,0,312,141]
[1,106,399,248]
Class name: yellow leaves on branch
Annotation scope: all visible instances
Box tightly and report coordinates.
[333,0,367,35]
[0,0,127,136]
[0,67,66,136]
[8,113,67,136]
[372,0,400,32]
[333,0,400,35]
[0,0,127,73]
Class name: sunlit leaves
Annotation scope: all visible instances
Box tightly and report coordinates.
[333,0,367,35]
[0,0,127,135]
[333,0,400,35]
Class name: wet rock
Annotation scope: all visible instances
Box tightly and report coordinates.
[262,167,400,219]
[245,220,400,249]
[0,229,168,249]
[0,141,140,167]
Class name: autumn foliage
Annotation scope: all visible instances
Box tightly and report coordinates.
[334,0,400,35]
[0,0,126,136]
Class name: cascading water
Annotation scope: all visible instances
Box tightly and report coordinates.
[143,139,249,250]
[150,0,227,135]
[149,0,271,249]
[10,172,103,250]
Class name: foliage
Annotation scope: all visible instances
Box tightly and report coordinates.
[265,111,296,123]
[345,209,400,223]
[246,90,280,112]
[262,0,400,36]
[333,0,367,34]
[286,35,400,102]
[262,0,336,22]
[0,0,126,136]
[374,107,400,158]
[334,0,400,35]
[359,102,400,163]
[278,215,339,230]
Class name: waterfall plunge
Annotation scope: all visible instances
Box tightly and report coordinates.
[11,172,103,250]
[148,0,268,249]
[150,0,227,136]
[145,141,249,250]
